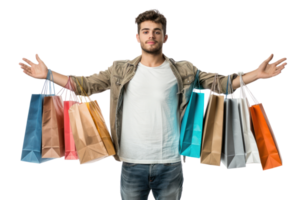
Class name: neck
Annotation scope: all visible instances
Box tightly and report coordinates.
[140,51,165,67]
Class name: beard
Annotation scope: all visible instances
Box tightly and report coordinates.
[139,42,163,55]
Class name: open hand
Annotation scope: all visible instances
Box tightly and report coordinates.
[19,54,48,79]
[256,54,287,79]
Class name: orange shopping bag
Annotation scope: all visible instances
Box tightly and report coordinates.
[241,73,282,170]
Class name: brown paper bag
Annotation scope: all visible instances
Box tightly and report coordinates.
[41,96,65,158]
[68,103,109,164]
[86,101,116,156]
[200,74,225,166]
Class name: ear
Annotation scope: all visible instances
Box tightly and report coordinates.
[165,34,170,44]
[134,33,140,44]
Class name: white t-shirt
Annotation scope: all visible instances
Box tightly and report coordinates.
[118,59,181,163]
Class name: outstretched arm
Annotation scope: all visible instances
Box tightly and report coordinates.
[232,53,289,90]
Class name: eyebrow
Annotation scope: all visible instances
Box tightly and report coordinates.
[141,28,162,31]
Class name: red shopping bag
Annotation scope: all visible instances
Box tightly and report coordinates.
[57,77,79,160]
[64,101,78,159]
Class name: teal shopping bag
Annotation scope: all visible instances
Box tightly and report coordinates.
[179,70,204,158]
[19,68,57,165]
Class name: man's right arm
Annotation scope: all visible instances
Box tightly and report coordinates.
[52,64,112,96]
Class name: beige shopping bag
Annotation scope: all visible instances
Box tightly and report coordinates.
[68,103,109,164]
[200,74,224,166]
[86,101,116,156]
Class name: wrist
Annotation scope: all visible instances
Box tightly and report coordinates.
[253,69,261,80]
[44,68,51,81]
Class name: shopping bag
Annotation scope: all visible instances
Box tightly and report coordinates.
[41,70,65,158]
[258,102,285,166]
[236,72,260,163]
[87,99,116,156]
[179,70,204,159]
[221,76,246,168]
[68,77,109,164]
[56,76,79,160]
[63,101,78,159]
[242,77,282,170]
[20,76,54,163]
[200,74,225,166]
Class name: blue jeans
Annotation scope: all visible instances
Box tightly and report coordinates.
[120,161,184,200]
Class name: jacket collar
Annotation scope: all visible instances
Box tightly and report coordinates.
[127,53,171,68]
[126,53,183,95]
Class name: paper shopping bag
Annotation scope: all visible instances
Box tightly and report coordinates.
[19,75,56,165]
[41,70,65,158]
[57,76,79,160]
[86,101,116,156]
[250,104,282,171]
[236,72,260,163]
[258,102,285,166]
[221,76,246,168]
[179,70,204,159]
[64,101,78,159]
[200,74,224,166]
[68,103,109,164]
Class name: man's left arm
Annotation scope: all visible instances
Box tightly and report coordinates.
[232,54,287,90]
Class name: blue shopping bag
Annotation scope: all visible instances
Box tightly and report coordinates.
[21,70,55,163]
[179,70,205,159]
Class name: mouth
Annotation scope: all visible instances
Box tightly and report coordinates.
[147,41,156,44]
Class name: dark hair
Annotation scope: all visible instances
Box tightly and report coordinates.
[135,9,167,36]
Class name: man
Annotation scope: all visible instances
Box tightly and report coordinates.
[20,9,286,200]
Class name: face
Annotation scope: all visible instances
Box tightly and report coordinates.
[136,20,168,55]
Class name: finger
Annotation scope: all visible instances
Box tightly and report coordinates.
[36,54,42,63]
[22,58,35,66]
[276,67,286,76]
[273,58,287,66]
[278,62,290,67]
[266,54,273,63]
[33,53,41,62]
[21,70,31,78]
[19,63,32,72]
[275,63,287,71]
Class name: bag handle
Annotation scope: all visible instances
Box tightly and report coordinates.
[244,82,259,105]
[209,73,233,96]
[192,70,201,90]
[41,69,55,95]
[225,75,234,99]
[207,73,221,97]
[206,74,222,119]
[76,76,93,102]
[56,76,79,103]
[237,71,260,106]
[237,72,253,112]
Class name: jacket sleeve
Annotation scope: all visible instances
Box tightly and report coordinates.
[69,64,114,96]
[199,71,237,94]
[193,65,238,94]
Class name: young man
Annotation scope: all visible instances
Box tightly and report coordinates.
[20,9,286,200]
